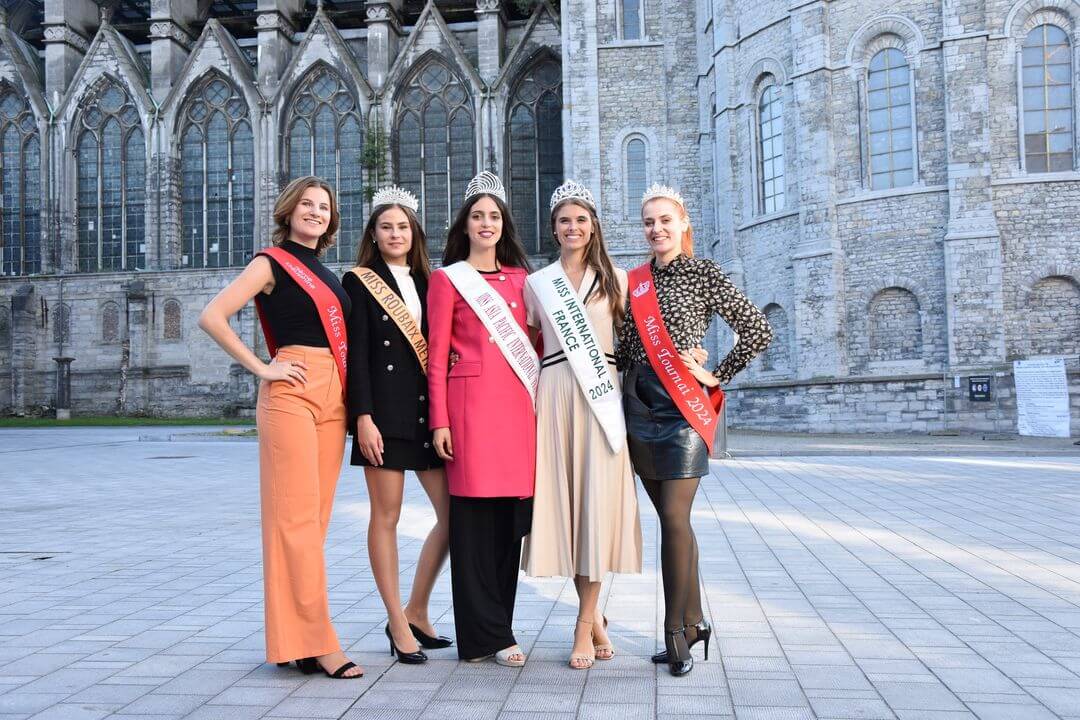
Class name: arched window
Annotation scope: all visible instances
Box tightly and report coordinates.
[625,136,648,213]
[1022,24,1074,173]
[163,299,182,341]
[395,58,475,249]
[1028,276,1080,356]
[867,48,914,190]
[101,302,120,343]
[76,78,145,272]
[53,303,71,345]
[761,304,790,372]
[508,58,563,254]
[758,83,785,213]
[621,0,643,40]
[0,87,40,276]
[869,288,922,362]
[285,66,364,263]
[180,74,254,268]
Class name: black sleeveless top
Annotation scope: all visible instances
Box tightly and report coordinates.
[258,241,351,348]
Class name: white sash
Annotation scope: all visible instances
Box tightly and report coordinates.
[528,263,626,453]
[442,261,540,405]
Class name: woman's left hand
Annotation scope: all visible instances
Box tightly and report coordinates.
[680,349,720,388]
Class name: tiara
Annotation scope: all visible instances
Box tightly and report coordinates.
[641,182,685,209]
[463,171,507,203]
[549,179,596,212]
[370,185,419,213]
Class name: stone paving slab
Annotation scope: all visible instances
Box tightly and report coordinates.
[1,429,1080,719]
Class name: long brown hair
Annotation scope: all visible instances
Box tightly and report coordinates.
[443,194,531,270]
[551,200,625,327]
[354,204,432,279]
[272,176,340,256]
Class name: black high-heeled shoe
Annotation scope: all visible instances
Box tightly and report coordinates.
[408,622,454,649]
[651,620,712,663]
[276,657,318,674]
[666,627,693,677]
[386,623,428,664]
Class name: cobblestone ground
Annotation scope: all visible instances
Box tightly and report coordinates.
[1,429,1079,719]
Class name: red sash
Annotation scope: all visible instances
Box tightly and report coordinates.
[254,246,348,390]
[627,262,724,454]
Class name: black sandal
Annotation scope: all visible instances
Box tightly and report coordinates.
[324,661,363,679]
[276,657,317,674]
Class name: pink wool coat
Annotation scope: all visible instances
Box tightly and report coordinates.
[427,265,537,498]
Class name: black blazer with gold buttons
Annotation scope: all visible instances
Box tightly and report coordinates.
[341,256,431,441]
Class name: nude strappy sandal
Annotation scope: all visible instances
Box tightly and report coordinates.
[593,615,615,660]
[569,619,596,669]
[494,644,526,667]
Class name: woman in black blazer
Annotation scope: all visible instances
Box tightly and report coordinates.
[343,187,450,665]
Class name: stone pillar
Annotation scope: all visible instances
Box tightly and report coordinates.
[475,0,505,84]
[10,285,37,416]
[53,357,73,419]
[941,2,1005,371]
[561,0,602,205]
[256,0,303,94]
[148,0,201,102]
[42,0,96,106]
[120,281,150,414]
[365,0,404,92]
[788,2,847,379]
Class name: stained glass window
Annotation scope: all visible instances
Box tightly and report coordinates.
[394,59,475,250]
[76,78,145,272]
[508,58,563,254]
[286,66,364,263]
[0,86,40,276]
[180,74,254,268]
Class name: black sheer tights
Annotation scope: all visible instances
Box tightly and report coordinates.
[642,476,703,662]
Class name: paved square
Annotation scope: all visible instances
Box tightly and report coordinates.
[1,428,1079,719]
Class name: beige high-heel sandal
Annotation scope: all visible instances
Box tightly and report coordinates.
[569,619,596,670]
[593,615,615,660]
[494,644,526,667]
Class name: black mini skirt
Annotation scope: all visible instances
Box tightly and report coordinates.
[622,363,709,481]
[351,434,443,472]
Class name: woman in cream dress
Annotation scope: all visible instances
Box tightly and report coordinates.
[521,180,642,669]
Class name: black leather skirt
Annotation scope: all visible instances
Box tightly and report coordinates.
[623,363,709,481]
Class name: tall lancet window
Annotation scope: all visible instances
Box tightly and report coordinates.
[395,58,476,250]
[0,87,40,276]
[180,74,254,268]
[285,65,364,263]
[1023,24,1074,172]
[508,58,563,254]
[76,78,145,272]
[867,48,914,190]
[757,82,785,213]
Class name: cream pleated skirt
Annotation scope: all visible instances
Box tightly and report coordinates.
[521,360,642,582]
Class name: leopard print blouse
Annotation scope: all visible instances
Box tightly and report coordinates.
[615,254,773,384]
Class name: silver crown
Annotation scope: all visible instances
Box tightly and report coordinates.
[463,171,507,203]
[641,182,685,209]
[370,185,419,213]
[549,179,597,212]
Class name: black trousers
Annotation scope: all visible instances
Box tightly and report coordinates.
[448,495,533,660]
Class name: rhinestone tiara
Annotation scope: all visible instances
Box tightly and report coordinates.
[549,179,596,213]
[641,182,685,209]
[463,171,507,203]
[370,185,419,213]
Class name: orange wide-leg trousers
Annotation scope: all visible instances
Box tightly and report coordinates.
[256,346,346,664]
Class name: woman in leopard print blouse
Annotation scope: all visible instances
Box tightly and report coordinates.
[618,188,771,677]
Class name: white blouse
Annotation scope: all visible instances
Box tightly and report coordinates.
[389,263,423,326]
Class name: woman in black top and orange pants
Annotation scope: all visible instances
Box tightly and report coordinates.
[199,176,362,679]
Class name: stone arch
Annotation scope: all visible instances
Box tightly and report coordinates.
[1026,275,1080,356]
[868,287,923,362]
[761,303,791,372]
[163,298,182,341]
[845,15,928,70]
[742,56,788,106]
[1004,0,1080,38]
[101,301,120,343]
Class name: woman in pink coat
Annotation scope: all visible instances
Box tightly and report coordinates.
[428,172,536,666]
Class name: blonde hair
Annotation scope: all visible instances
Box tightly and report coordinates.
[272,176,340,255]
[642,196,694,258]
